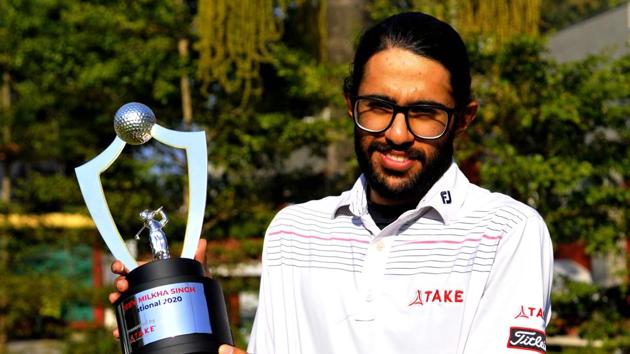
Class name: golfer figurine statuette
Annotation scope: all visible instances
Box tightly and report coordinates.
[75,102,232,354]
[135,206,171,261]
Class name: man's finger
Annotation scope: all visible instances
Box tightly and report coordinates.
[108,292,121,304]
[114,275,129,292]
[113,328,120,339]
[111,260,128,275]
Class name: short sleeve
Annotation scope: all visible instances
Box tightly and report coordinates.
[462,213,553,353]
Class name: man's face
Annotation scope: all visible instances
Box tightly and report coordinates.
[350,47,461,205]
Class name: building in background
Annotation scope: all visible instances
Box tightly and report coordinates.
[548,1,629,62]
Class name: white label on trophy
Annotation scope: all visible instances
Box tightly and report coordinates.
[120,282,212,350]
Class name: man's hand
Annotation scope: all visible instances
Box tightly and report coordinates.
[218,344,248,354]
[108,238,209,338]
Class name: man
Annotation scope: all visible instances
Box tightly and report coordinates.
[111,12,553,354]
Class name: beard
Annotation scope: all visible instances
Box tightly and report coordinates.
[354,129,454,203]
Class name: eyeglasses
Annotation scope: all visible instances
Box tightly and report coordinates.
[352,96,455,139]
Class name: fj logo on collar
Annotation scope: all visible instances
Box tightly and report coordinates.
[440,191,452,204]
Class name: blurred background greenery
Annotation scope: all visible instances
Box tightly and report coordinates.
[0,0,628,353]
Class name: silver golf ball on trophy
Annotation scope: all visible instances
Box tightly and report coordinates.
[76,103,232,354]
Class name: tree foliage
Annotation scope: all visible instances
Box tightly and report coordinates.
[367,0,541,43]
[0,0,341,348]
[0,0,196,349]
[196,0,325,105]
[464,36,629,252]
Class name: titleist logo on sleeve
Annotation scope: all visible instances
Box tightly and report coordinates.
[507,327,546,353]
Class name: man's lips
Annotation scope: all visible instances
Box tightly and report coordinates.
[368,142,426,173]
[378,151,415,171]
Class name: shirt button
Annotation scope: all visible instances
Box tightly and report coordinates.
[375,239,385,252]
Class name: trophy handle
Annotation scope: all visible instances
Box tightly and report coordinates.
[75,127,208,271]
[151,125,207,261]
[76,137,138,269]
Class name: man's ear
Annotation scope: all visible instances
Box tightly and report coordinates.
[454,100,478,135]
[344,95,353,118]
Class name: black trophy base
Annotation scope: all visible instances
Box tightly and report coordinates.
[114,258,233,354]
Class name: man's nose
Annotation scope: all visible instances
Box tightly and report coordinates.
[384,112,414,145]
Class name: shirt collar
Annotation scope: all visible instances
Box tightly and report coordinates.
[416,161,469,225]
[332,175,369,218]
[332,161,470,225]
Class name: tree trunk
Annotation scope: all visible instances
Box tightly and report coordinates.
[178,38,192,214]
[179,38,193,128]
[324,0,367,180]
[1,72,11,203]
[326,0,367,65]
[0,232,8,354]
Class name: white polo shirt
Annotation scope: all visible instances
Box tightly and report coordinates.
[248,162,553,354]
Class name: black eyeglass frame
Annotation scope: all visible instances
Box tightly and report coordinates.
[352,95,457,140]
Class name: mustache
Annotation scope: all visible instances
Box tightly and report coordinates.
[367,141,427,164]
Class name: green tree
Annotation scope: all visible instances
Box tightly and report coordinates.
[0,0,345,349]
[467,37,629,252]
[0,0,196,350]
[0,0,196,220]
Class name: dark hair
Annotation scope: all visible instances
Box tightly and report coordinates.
[343,12,472,109]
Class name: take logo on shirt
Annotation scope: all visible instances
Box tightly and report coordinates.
[514,305,544,320]
[408,289,464,306]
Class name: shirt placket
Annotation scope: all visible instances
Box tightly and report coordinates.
[353,213,406,322]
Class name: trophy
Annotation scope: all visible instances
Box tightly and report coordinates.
[75,103,233,354]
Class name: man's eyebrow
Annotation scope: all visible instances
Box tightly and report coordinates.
[407,99,447,106]
[361,94,447,107]
[361,94,394,102]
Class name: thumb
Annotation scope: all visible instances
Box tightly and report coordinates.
[195,238,207,263]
